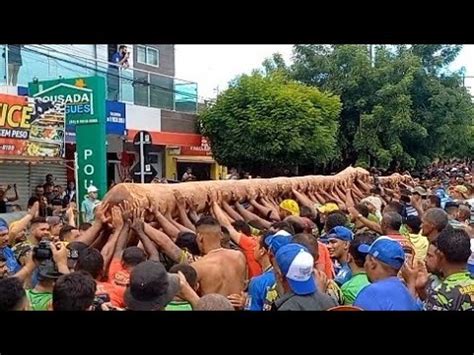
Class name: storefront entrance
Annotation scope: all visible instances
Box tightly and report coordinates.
[177,162,212,181]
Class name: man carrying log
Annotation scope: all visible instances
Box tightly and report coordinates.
[190,216,247,296]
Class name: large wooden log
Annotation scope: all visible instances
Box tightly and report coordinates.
[102,166,412,214]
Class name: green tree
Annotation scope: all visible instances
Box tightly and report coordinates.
[198,72,342,176]
[288,44,474,171]
[291,45,376,167]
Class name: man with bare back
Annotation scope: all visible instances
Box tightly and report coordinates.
[191,216,247,296]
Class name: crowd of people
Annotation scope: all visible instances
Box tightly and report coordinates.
[1,173,77,217]
[0,161,473,311]
[26,174,77,218]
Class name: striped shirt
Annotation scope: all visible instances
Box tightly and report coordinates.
[404,204,418,217]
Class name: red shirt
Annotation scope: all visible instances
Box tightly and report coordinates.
[317,242,335,279]
[238,234,262,278]
[96,281,125,308]
[107,258,130,287]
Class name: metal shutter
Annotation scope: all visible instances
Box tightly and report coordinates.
[29,163,68,193]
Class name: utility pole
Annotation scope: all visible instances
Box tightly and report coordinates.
[368,45,375,68]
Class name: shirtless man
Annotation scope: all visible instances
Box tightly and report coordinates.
[191,216,247,296]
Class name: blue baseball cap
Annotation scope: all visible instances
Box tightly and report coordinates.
[358,236,405,270]
[327,226,354,242]
[265,231,293,254]
[276,243,316,295]
[435,188,446,199]
[0,218,8,233]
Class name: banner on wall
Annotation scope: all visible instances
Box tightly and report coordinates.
[65,100,126,143]
[180,136,212,156]
[0,93,65,158]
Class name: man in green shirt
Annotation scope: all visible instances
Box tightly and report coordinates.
[341,233,376,305]
[26,259,63,311]
[165,264,198,311]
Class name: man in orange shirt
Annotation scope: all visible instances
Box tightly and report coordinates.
[212,203,262,278]
[75,248,125,308]
[285,215,334,280]
[108,247,147,288]
[317,242,335,280]
[231,220,262,278]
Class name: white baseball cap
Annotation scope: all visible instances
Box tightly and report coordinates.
[275,243,316,295]
[87,185,99,193]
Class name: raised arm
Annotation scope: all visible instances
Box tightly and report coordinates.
[75,202,110,246]
[222,200,244,222]
[249,198,279,221]
[212,201,242,245]
[130,209,159,262]
[143,223,184,263]
[348,206,383,234]
[9,201,39,245]
[350,183,365,200]
[64,202,77,228]
[355,178,371,194]
[234,201,272,229]
[174,191,196,232]
[168,216,196,235]
[101,206,124,272]
[334,183,348,205]
[154,208,180,241]
[313,188,327,205]
[5,184,19,202]
[13,252,37,284]
[292,188,316,210]
[345,186,356,209]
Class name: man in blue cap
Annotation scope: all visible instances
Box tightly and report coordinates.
[273,243,337,311]
[353,236,420,310]
[0,218,21,278]
[326,226,354,286]
[258,231,294,310]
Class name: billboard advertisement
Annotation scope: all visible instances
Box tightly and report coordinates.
[0,93,65,157]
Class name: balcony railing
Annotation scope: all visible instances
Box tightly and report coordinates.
[0,44,198,113]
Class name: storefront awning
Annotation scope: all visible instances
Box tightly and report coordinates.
[174,155,215,164]
[0,157,70,165]
[127,130,202,147]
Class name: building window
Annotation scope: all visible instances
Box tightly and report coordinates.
[137,45,159,67]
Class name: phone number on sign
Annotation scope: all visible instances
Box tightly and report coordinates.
[0,144,15,151]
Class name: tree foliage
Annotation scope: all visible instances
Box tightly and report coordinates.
[198,72,342,175]
[200,45,473,174]
[286,44,473,170]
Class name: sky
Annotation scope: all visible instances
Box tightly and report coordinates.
[175,45,474,100]
[175,45,293,100]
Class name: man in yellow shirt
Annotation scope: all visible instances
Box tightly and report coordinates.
[403,215,428,261]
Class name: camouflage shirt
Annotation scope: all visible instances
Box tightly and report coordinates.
[263,283,279,311]
[424,272,474,311]
[326,279,345,305]
[263,279,345,310]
